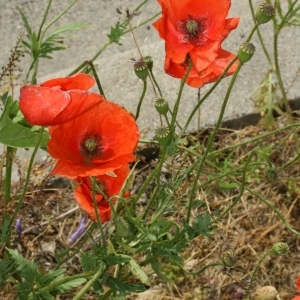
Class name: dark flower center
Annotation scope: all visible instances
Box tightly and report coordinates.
[186,20,198,36]
[80,132,102,159]
[180,15,206,46]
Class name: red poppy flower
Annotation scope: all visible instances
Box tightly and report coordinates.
[74,165,130,222]
[153,0,239,87]
[48,100,139,178]
[165,49,238,88]
[292,276,300,300]
[20,73,103,126]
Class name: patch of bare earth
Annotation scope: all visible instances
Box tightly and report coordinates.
[1,114,300,300]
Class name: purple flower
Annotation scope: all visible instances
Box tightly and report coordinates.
[16,218,22,237]
[68,216,86,244]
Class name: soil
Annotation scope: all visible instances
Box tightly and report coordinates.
[1,111,300,300]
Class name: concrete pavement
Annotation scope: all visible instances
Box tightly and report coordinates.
[1,0,299,180]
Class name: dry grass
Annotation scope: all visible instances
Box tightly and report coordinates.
[2,114,300,300]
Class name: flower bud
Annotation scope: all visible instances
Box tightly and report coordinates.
[155,97,169,115]
[252,286,277,300]
[265,167,278,183]
[256,3,275,25]
[221,251,237,267]
[271,242,289,256]
[238,42,255,64]
[155,126,171,147]
[143,56,153,71]
[134,59,148,80]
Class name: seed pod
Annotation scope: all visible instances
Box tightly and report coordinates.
[221,251,237,267]
[238,42,255,64]
[134,59,148,80]
[155,126,171,147]
[155,97,169,115]
[256,3,275,25]
[143,56,153,71]
[272,242,289,256]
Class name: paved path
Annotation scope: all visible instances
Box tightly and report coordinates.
[1,0,299,180]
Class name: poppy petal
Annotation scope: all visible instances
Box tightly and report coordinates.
[20,85,70,126]
[41,73,95,91]
[53,91,104,125]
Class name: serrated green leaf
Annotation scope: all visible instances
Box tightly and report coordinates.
[0,258,13,288]
[1,219,11,243]
[40,269,64,285]
[15,282,32,299]
[105,254,131,266]
[107,277,147,293]
[52,278,86,293]
[46,23,89,41]
[7,248,37,284]
[107,22,126,45]
[151,261,171,282]
[81,253,97,272]
[191,213,216,238]
[157,248,183,266]
[127,258,150,285]
[0,96,49,147]
[17,7,32,36]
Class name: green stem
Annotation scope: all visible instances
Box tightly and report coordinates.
[243,249,272,299]
[178,262,222,276]
[149,68,163,97]
[4,147,15,205]
[170,61,192,136]
[246,23,259,42]
[68,9,160,75]
[211,122,300,157]
[187,63,243,223]
[3,147,16,230]
[273,25,299,151]
[248,0,273,67]
[37,0,53,40]
[24,56,38,84]
[132,148,167,209]
[178,57,238,140]
[273,32,289,111]
[177,144,259,190]
[31,56,39,83]
[98,274,131,300]
[135,79,147,120]
[40,0,79,42]
[91,177,107,248]
[55,223,96,270]
[86,60,106,98]
[72,262,107,300]
[142,147,166,219]
[211,151,253,225]
[206,159,300,237]
[27,271,95,299]
[11,127,44,225]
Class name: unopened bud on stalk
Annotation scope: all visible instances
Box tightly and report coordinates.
[155,97,169,115]
[143,56,153,71]
[155,126,171,146]
[256,3,275,24]
[271,242,289,256]
[252,286,278,300]
[221,251,237,267]
[134,59,148,80]
[238,42,255,64]
[265,166,278,183]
